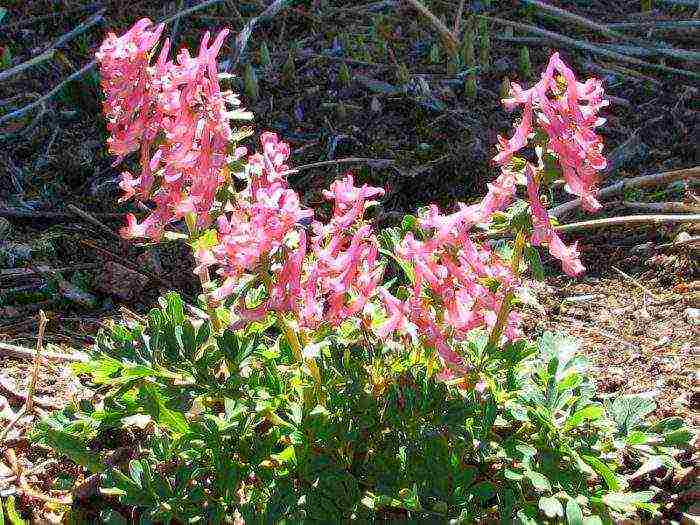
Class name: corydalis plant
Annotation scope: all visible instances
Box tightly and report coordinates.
[97,20,608,383]
[96,18,252,239]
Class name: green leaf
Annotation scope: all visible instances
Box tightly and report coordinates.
[563,404,604,430]
[539,496,564,518]
[471,481,496,502]
[139,384,190,435]
[664,428,692,445]
[602,491,654,514]
[652,417,684,434]
[566,498,584,525]
[43,429,105,473]
[625,430,653,445]
[524,246,545,280]
[582,517,603,525]
[272,446,296,465]
[0,8,6,25]
[608,394,655,435]
[525,470,551,492]
[2,497,26,525]
[581,455,620,491]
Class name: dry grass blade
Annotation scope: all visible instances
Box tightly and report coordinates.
[24,311,47,413]
[404,0,459,56]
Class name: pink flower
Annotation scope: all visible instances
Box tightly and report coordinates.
[525,164,585,276]
[495,53,607,212]
[97,21,251,240]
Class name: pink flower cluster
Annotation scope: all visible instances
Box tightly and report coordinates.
[195,134,385,330]
[491,53,608,276]
[96,19,251,239]
[374,172,522,375]
[494,52,608,213]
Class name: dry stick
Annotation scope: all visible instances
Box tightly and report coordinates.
[289,157,395,173]
[0,377,61,411]
[482,214,700,240]
[67,204,123,242]
[555,214,700,234]
[658,235,700,249]
[0,341,88,363]
[483,15,700,80]
[0,264,101,280]
[550,166,700,218]
[0,0,230,128]
[607,20,700,30]
[522,0,700,62]
[227,0,298,70]
[621,201,699,214]
[0,50,55,84]
[404,0,459,55]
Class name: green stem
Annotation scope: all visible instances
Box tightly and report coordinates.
[185,217,222,333]
[487,229,526,349]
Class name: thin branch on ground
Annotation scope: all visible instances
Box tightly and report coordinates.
[0,0,230,129]
[0,207,124,220]
[555,214,700,234]
[621,201,699,214]
[67,204,123,242]
[522,0,700,62]
[550,166,700,218]
[0,341,87,363]
[611,266,660,301]
[0,10,105,84]
[484,15,700,80]
[288,157,395,173]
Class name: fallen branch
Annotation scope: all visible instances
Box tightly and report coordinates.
[0,10,105,84]
[523,0,700,63]
[611,266,659,301]
[550,166,699,218]
[0,378,60,411]
[0,207,124,221]
[606,20,700,31]
[621,201,699,214]
[484,15,700,80]
[0,264,101,281]
[0,0,230,128]
[555,214,700,234]
[25,312,47,413]
[0,341,87,363]
[404,0,459,56]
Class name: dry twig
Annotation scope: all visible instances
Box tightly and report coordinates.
[0,341,87,363]
[551,166,700,218]
[621,201,699,214]
[67,204,123,242]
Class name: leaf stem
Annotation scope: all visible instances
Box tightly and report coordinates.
[487,229,526,349]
